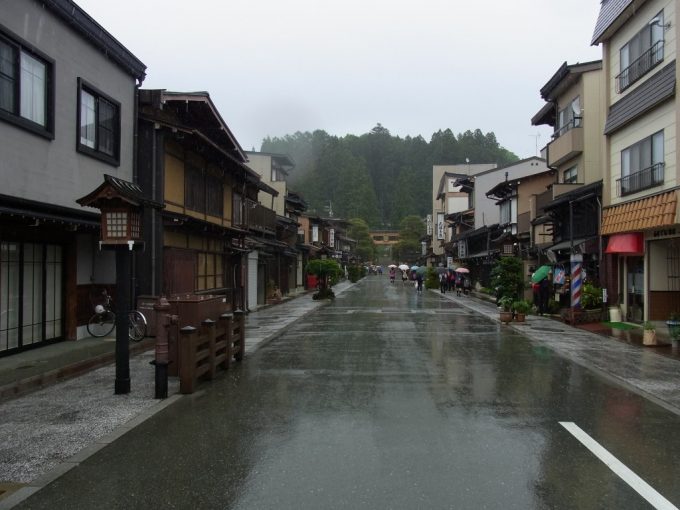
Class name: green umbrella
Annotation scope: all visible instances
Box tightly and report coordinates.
[531,265,552,283]
[415,266,428,276]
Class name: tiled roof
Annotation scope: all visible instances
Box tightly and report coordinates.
[601,190,677,234]
[591,0,636,45]
[604,61,676,135]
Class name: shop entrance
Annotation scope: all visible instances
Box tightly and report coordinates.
[1,241,64,355]
[626,256,644,322]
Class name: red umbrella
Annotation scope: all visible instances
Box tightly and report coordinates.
[455,267,470,273]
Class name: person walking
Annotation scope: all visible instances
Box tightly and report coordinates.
[463,276,471,295]
[389,266,396,284]
[538,273,551,315]
[439,271,447,293]
[416,272,424,294]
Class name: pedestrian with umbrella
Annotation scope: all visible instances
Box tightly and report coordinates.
[388,265,396,284]
[532,265,552,315]
[454,267,469,296]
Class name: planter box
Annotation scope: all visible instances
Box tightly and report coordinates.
[666,320,680,341]
[560,308,604,325]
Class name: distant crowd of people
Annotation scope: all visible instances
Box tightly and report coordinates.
[385,264,471,296]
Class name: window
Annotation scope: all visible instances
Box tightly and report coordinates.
[619,130,664,195]
[617,12,665,92]
[555,97,581,137]
[77,79,120,164]
[233,193,243,226]
[0,30,53,137]
[563,165,578,184]
[184,166,224,217]
[197,251,224,291]
[205,173,224,217]
[499,200,512,225]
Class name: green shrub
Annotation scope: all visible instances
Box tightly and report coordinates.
[581,283,603,310]
[490,257,524,301]
[347,264,365,283]
[512,299,532,314]
[424,268,438,289]
[498,296,514,312]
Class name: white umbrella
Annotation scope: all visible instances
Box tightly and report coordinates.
[398,264,409,271]
[410,265,419,271]
[388,264,397,269]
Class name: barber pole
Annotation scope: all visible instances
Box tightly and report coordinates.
[570,254,583,309]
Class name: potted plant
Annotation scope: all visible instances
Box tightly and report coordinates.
[642,321,657,346]
[306,259,342,300]
[666,312,680,342]
[512,299,531,323]
[498,296,514,324]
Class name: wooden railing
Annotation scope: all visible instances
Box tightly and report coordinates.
[178,311,245,394]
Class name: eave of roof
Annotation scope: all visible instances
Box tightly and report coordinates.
[591,0,643,45]
[43,0,146,82]
[160,91,247,162]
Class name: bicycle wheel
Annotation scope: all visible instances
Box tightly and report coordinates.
[128,310,147,342]
[87,311,116,337]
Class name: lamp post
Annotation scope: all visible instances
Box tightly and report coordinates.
[77,175,154,394]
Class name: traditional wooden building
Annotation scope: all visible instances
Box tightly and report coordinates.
[135,90,277,311]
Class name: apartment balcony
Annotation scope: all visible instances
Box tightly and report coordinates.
[547,124,583,167]
[616,40,664,93]
[617,162,665,197]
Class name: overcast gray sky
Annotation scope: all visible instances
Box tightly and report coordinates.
[76,0,603,159]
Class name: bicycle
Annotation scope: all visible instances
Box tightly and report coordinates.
[87,290,147,342]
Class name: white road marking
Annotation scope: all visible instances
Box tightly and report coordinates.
[559,421,678,510]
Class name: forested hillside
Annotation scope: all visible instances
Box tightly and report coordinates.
[261,124,518,228]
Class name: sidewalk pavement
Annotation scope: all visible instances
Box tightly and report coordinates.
[1,278,680,507]
[0,282,353,507]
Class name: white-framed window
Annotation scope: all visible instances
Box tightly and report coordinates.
[0,30,53,137]
[563,165,578,184]
[620,130,664,195]
[77,78,120,165]
[555,97,581,137]
[499,200,511,225]
[618,11,665,92]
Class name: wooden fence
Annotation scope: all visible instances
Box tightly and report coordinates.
[178,311,245,394]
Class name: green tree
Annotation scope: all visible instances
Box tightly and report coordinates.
[347,218,375,262]
[394,215,425,262]
[259,125,519,228]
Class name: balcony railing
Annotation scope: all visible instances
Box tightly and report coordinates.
[616,40,664,93]
[552,117,582,139]
[617,162,665,196]
[240,199,276,233]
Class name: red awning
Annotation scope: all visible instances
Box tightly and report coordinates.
[605,232,644,254]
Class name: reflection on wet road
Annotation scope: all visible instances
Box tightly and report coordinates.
[15,276,680,509]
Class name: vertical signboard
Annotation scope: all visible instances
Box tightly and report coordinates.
[312,224,319,243]
[436,213,445,240]
[426,214,433,236]
[329,228,335,248]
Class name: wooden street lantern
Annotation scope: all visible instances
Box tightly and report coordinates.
[76,174,157,394]
[76,174,149,250]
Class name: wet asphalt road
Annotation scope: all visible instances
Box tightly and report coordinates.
[14,276,680,509]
